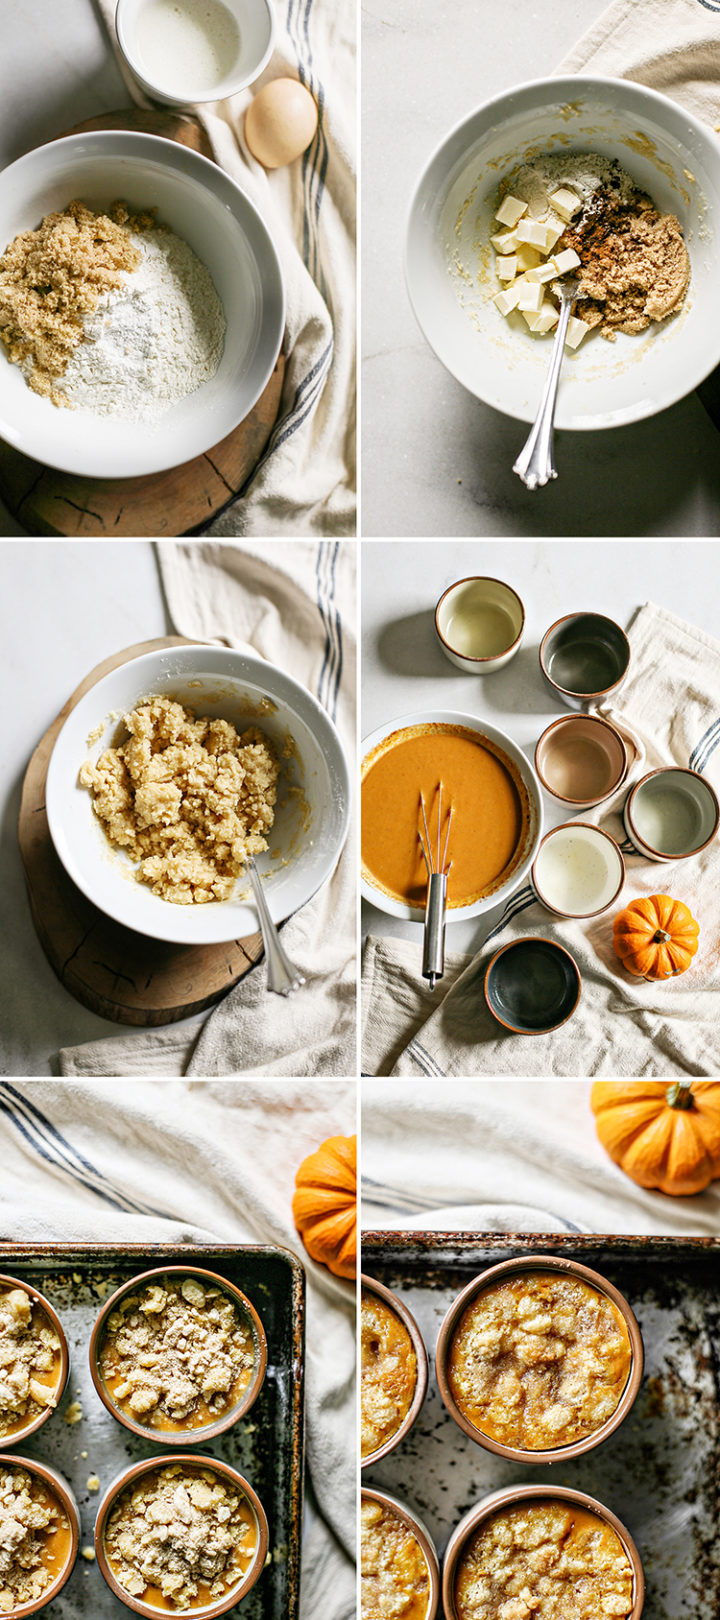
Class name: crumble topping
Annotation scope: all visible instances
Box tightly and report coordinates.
[104,1464,257,1610]
[79,696,279,905]
[0,1466,70,1612]
[361,1499,430,1620]
[0,1286,61,1437]
[99,1275,256,1431]
[454,1501,634,1620]
[361,1290,417,1459]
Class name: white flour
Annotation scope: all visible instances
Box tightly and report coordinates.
[503,152,638,222]
[58,227,225,423]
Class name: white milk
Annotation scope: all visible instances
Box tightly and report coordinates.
[135,0,241,95]
[534,825,620,915]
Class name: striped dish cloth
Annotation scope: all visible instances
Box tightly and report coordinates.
[95,0,356,536]
[60,540,356,1078]
[0,1079,357,1620]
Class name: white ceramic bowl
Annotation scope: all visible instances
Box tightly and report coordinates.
[406,75,720,430]
[45,645,351,945]
[361,709,543,922]
[0,131,284,476]
[116,0,275,106]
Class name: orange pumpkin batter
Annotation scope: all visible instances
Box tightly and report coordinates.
[361,724,529,908]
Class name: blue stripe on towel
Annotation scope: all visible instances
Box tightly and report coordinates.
[315,541,343,720]
[407,1040,446,1078]
[690,717,720,773]
[483,886,537,947]
[0,1085,169,1219]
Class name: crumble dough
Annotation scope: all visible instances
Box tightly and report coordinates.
[105,1464,256,1610]
[99,1275,256,1430]
[0,1467,68,1612]
[0,1286,61,1436]
[79,696,279,905]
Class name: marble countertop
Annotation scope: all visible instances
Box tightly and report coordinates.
[0,540,199,1075]
[362,0,720,536]
[361,538,720,955]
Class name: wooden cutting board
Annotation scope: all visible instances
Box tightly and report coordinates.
[18,637,264,1027]
[0,110,286,537]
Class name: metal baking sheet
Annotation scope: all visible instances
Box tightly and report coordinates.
[361,1233,720,1620]
[0,1243,304,1619]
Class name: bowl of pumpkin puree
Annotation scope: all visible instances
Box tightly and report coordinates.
[361,711,543,920]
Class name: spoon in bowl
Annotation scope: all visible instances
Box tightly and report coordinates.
[513,277,583,490]
[247,856,306,995]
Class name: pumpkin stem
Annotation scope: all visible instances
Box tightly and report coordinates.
[653,930,672,944]
[666,1080,694,1111]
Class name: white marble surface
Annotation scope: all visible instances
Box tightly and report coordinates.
[0,540,190,1076]
[0,0,132,535]
[361,538,720,952]
[361,0,720,536]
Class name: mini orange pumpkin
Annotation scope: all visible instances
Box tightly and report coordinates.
[591,1081,720,1196]
[292,1134,356,1279]
[612,895,699,980]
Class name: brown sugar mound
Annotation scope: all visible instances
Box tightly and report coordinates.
[562,189,690,338]
[0,199,153,402]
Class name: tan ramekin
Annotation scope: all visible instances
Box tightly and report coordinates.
[442,1484,645,1620]
[361,1273,428,1469]
[362,1487,440,1620]
[89,1265,267,1443]
[435,1253,644,1463]
[0,1274,69,1449]
[94,1453,269,1619]
[0,1454,80,1615]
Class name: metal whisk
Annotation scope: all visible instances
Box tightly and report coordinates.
[418,784,453,989]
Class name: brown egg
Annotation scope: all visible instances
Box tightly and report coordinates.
[245,78,318,169]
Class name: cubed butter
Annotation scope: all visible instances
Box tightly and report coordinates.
[517,280,544,312]
[552,247,582,275]
[525,262,557,284]
[516,218,550,249]
[497,254,518,281]
[515,243,542,272]
[495,194,528,228]
[493,281,524,316]
[543,216,565,252]
[491,228,518,253]
[529,302,560,333]
[565,315,591,349]
[549,186,582,222]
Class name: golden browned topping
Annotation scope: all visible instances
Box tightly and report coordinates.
[449,1272,632,1451]
[0,1467,70,1612]
[0,200,153,402]
[361,1290,417,1459]
[361,1499,430,1620]
[454,1500,634,1620]
[105,1465,257,1611]
[99,1276,255,1430]
[561,189,690,338]
[0,1286,61,1437]
[79,697,279,905]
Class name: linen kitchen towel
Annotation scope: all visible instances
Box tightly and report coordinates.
[362,603,720,1078]
[0,1079,356,1620]
[557,0,720,128]
[95,0,356,536]
[60,541,356,1079]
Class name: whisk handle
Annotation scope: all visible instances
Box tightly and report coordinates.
[423,872,447,989]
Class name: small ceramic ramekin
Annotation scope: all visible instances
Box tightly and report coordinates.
[434,577,525,673]
[361,1273,428,1469]
[362,1487,440,1620]
[435,1254,644,1463]
[535,714,629,808]
[116,0,275,106]
[89,1265,267,1444]
[0,1455,80,1616]
[0,1274,69,1449]
[531,822,625,919]
[484,936,581,1035]
[95,1454,268,1619]
[442,1484,645,1620]
[539,611,630,709]
[624,767,720,862]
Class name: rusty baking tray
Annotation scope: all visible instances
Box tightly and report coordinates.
[361,1232,720,1620]
[0,1242,304,1619]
